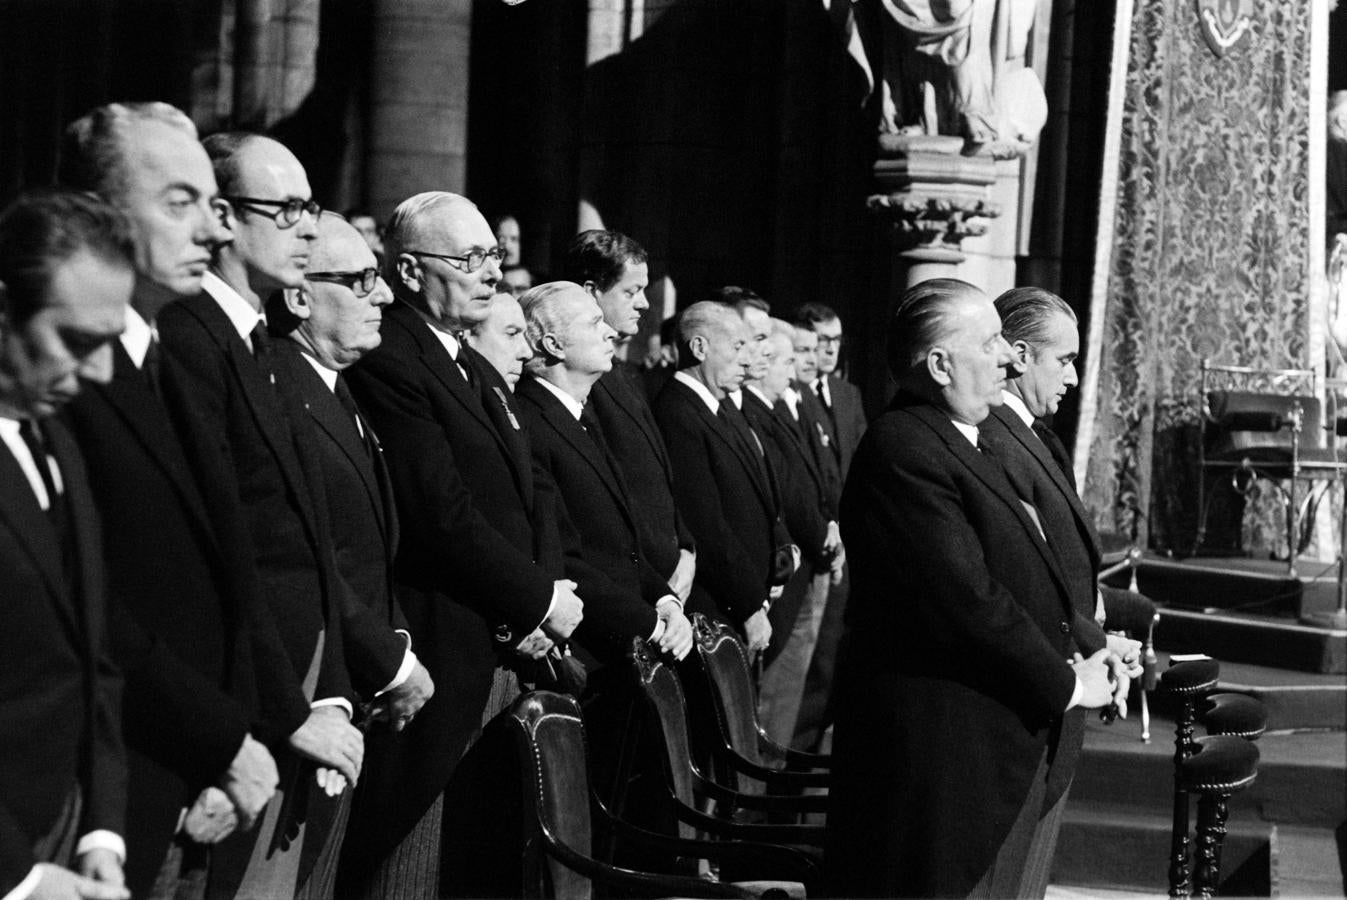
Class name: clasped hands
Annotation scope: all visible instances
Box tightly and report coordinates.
[1070,632,1145,718]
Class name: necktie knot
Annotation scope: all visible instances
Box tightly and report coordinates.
[249,321,271,359]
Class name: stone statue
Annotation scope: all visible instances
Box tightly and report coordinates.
[869,0,1047,159]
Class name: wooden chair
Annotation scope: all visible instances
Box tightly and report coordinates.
[1100,586,1161,741]
[507,690,812,899]
[628,639,828,850]
[681,615,830,800]
[1160,659,1264,898]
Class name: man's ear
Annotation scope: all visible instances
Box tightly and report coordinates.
[926,346,952,386]
[284,285,313,321]
[582,280,600,299]
[395,254,421,294]
[689,334,709,363]
[1009,339,1031,374]
[540,331,566,363]
[214,198,239,232]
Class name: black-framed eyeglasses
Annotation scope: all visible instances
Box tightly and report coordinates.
[816,334,843,348]
[222,196,322,228]
[406,246,507,274]
[306,268,380,297]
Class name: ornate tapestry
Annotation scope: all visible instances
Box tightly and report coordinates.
[1079,0,1313,557]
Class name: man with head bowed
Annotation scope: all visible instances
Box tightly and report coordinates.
[825,278,1117,898]
[0,189,133,900]
[57,103,288,898]
[466,290,532,389]
[340,191,583,897]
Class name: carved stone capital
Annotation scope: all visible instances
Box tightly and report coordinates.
[868,135,1002,262]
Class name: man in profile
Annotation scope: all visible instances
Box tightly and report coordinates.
[466,290,532,389]
[0,189,133,900]
[794,302,866,477]
[341,191,582,896]
[654,301,790,653]
[826,278,1117,898]
[58,102,282,897]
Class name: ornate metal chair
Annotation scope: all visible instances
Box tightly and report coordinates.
[1196,360,1346,573]
[507,690,812,899]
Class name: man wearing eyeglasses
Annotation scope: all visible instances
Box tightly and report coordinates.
[794,302,867,478]
[156,133,412,898]
[341,191,584,898]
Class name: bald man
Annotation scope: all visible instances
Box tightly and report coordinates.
[340,192,583,897]
[653,301,792,652]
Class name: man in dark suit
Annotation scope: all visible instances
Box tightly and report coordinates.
[562,230,697,612]
[653,301,792,654]
[980,285,1143,897]
[825,278,1119,898]
[266,214,437,895]
[794,302,866,478]
[465,291,532,389]
[56,101,285,898]
[515,281,694,669]
[341,191,583,897]
[157,133,411,897]
[0,190,133,900]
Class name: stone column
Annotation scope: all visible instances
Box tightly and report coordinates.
[366,0,473,216]
[868,135,1001,290]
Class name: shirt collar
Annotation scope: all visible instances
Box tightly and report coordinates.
[425,322,462,361]
[674,370,719,415]
[951,419,980,447]
[202,272,265,344]
[533,375,585,421]
[119,305,154,368]
[727,389,744,410]
[782,386,801,419]
[1001,391,1035,428]
[745,384,771,407]
[301,349,340,392]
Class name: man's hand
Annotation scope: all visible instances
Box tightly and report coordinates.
[743,609,772,656]
[543,579,583,640]
[315,767,348,798]
[182,787,238,843]
[655,600,694,660]
[369,661,435,731]
[515,627,555,660]
[668,550,696,603]
[1070,649,1116,709]
[74,850,123,890]
[287,706,364,786]
[1106,632,1144,680]
[1104,654,1133,717]
[31,863,130,900]
[219,733,278,830]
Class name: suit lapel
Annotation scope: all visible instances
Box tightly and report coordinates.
[95,343,218,550]
[672,381,775,513]
[0,438,66,605]
[46,418,104,655]
[603,368,672,473]
[906,401,1073,609]
[990,406,1101,564]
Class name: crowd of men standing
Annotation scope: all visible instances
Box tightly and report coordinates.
[0,100,873,900]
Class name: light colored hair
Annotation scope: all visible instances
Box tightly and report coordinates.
[58,102,198,201]
[519,281,587,375]
[676,301,739,370]
[769,317,796,340]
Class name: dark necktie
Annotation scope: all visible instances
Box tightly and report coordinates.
[580,405,624,484]
[142,336,162,399]
[20,419,66,539]
[1033,421,1075,488]
[814,377,831,410]
[453,341,477,388]
[334,375,371,456]
[249,321,271,362]
[719,403,772,491]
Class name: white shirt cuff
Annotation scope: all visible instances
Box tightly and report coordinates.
[1095,588,1107,628]
[75,830,125,863]
[374,631,417,697]
[2,866,42,900]
[310,697,355,718]
[1065,675,1084,711]
[537,584,561,634]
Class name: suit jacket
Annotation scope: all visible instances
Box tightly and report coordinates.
[653,377,789,627]
[515,375,664,667]
[341,300,558,873]
[782,387,843,514]
[741,390,830,563]
[64,344,259,892]
[587,365,693,581]
[0,420,125,894]
[826,393,1086,898]
[270,341,407,657]
[818,373,866,478]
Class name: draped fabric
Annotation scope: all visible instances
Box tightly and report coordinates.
[190,0,321,134]
[1076,1,1317,556]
